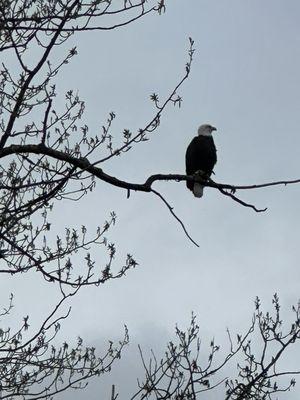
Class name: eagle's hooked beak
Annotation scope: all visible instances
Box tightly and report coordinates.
[211,126,217,131]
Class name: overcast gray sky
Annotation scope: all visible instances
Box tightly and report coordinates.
[1,1,300,398]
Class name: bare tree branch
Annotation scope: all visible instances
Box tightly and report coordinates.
[151,188,200,247]
[133,296,300,400]
[2,144,299,194]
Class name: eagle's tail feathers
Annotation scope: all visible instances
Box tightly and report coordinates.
[193,183,204,198]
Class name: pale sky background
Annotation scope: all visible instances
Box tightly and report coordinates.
[1,0,300,399]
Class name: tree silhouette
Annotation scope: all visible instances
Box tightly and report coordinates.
[0,1,299,399]
[132,295,300,400]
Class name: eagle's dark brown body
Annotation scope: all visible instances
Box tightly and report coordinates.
[185,135,217,193]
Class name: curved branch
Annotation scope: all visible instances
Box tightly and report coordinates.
[2,143,298,249]
[217,187,267,213]
[1,144,299,194]
[151,189,199,247]
[145,174,300,191]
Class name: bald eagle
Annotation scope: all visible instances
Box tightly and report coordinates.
[185,124,217,197]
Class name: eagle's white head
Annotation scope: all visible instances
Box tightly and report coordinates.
[197,124,217,137]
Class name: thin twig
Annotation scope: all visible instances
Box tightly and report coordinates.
[217,187,267,213]
[151,188,199,247]
[41,98,52,144]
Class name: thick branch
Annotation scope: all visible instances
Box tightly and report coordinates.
[1,144,299,195]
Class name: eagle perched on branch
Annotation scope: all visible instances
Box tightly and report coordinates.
[185,124,217,197]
